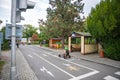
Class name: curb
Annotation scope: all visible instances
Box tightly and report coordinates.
[72,55,120,69]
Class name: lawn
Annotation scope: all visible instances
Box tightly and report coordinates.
[0,61,5,76]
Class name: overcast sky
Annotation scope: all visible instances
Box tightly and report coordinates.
[0,0,100,28]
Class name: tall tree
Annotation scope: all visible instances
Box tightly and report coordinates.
[45,0,84,48]
[87,0,120,60]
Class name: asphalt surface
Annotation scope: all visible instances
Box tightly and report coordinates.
[19,45,120,80]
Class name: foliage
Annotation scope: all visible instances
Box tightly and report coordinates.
[0,27,10,50]
[0,61,5,75]
[23,24,38,42]
[42,0,84,48]
[38,25,50,42]
[31,33,39,41]
[103,38,120,60]
[87,0,120,60]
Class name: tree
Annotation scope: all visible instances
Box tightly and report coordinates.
[87,0,120,60]
[38,25,49,41]
[23,24,38,42]
[45,0,84,48]
[31,33,39,41]
[0,27,10,50]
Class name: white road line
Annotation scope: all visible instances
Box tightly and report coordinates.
[47,71,55,78]
[43,54,47,56]
[44,52,100,80]
[40,66,55,78]
[104,76,119,80]
[30,47,99,79]
[45,52,98,71]
[69,70,99,80]
[115,71,120,76]
[33,53,75,78]
[63,63,71,67]
[28,55,33,58]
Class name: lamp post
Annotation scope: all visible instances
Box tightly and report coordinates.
[11,0,17,80]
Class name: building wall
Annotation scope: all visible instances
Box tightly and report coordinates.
[84,44,98,54]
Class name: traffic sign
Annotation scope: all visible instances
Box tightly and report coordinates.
[5,23,23,40]
[0,32,3,44]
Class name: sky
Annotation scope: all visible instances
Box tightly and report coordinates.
[0,0,100,28]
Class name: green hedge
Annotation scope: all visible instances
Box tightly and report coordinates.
[2,40,10,50]
[103,38,120,60]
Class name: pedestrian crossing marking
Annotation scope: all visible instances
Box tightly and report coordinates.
[115,71,120,76]
[104,76,119,80]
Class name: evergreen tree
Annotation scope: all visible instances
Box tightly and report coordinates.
[87,0,120,60]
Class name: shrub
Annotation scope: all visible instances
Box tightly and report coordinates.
[103,38,120,60]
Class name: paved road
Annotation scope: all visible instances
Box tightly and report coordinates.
[19,45,120,80]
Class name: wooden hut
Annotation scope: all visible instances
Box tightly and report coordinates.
[49,38,62,48]
[68,32,98,54]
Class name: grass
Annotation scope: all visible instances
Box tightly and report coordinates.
[0,61,5,74]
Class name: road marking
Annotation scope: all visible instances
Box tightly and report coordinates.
[104,76,119,80]
[115,71,120,76]
[28,55,33,58]
[44,52,99,80]
[63,63,79,71]
[68,66,78,71]
[63,63,71,67]
[43,54,47,56]
[40,66,55,78]
[33,53,75,78]
[30,48,99,79]
[45,52,98,71]
[69,70,99,80]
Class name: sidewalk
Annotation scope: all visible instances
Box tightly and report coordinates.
[1,49,38,80]
[40,46,120,69]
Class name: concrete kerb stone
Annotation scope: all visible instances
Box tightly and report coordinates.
[72,56,120,69]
